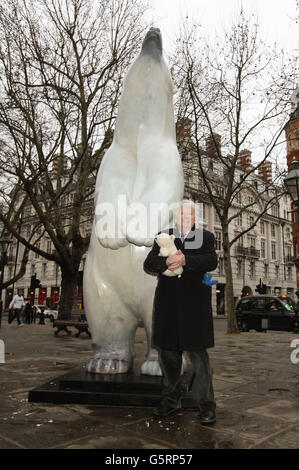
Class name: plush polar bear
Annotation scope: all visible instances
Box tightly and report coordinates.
[156,233,183,278]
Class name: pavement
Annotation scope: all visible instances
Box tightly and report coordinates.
[0,317,299,450]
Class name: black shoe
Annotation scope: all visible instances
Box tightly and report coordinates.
[199,409,216,426]
[153,401,181,417]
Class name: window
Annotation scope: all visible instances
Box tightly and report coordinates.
[296,134,299,150]
[271,224,276,238]
[249,237,255,248]
[216,186,224,197]
[271,206,279,217]
[275,265,280,279]
[196,203,205,222]
[250,298,266,311]
[249,260,255,278]
[271,242,276,260]
[31,264,35,276]
[42,263,47,277]
[249,215,254,226]
[24,206,31,217]
[287,266,292,281]
[26,225,31,237]
[248,196,254,204]
[215,231,222,250]
[237,213,242,226]
[264,263,268,278]
[236,192,242,204]
[237,259,243,277]
[261,240,265,258]
[202,203,206,220]
[260,221,265,235]
[218,257,224,275]
[47,240,52,254]
[215,209,221,224]
[238,298,252,311]
[237,235,244,247]
[35,242,40,259]
[286,227,291,240]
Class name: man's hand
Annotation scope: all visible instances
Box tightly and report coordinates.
[166,250,186,270]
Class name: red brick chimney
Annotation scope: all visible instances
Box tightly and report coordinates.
[50,155,67,178]
[176,118,192,141]
[205,133,221,157]
[237,149,253,173]
[258,161,272,183]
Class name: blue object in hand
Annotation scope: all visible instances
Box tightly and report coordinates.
[202,273,218,286]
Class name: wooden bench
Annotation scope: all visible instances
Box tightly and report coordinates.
[53,311,91,338]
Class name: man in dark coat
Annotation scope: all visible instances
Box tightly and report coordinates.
[143,200,218,425]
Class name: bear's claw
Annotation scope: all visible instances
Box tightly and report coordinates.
[86,350,134,374]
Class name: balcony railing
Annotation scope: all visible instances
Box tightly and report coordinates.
[235,246,260,258]
[284,255,294,263]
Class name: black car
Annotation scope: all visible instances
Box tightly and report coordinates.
[236,295,299,333]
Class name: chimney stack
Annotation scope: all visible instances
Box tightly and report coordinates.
[50,155,67,178]
[205,133,221,157]
[237,149,253,173]
[258,161,272,183]
[176,118,192,141]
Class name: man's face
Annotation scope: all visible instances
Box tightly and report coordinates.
[175,205,195,229]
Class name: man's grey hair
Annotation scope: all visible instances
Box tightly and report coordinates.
[174,199,203,229]
[177,199,196,214]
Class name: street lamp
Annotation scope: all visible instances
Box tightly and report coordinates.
[284,158,299,211]
[0,235,13,328]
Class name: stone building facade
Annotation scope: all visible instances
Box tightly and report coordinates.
[284,97,299,286]
[2,127,297,316]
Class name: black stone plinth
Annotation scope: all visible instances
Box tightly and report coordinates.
[28,364,199,407]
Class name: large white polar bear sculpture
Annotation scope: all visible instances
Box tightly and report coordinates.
[83,27,184,375]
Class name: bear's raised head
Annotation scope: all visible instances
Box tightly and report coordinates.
[140,27,162,61]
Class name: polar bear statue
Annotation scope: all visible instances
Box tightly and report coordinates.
[83,27,184,375]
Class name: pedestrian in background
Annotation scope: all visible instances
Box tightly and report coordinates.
[24,300,32,324]
[8,290,25,326]
[31,305,37,324]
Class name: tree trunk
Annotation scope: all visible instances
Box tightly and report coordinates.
[59,269,79,319]
[222,225,239,334]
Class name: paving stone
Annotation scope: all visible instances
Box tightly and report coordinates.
[246,399,299,423]
[254,424,299,449]
[0,322,299,449]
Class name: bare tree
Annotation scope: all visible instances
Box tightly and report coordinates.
[0,0,148,316]
[172,11,298,333]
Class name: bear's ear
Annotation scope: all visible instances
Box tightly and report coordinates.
[170,234,175,240]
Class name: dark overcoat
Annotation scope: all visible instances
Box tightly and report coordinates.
[143,223,218,351]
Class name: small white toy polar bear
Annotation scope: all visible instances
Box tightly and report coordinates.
[156,233,183,278]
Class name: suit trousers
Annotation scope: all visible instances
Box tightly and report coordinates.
[157,348,216,411]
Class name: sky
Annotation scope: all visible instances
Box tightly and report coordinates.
[145,0,298,168]
[148,0,298,57]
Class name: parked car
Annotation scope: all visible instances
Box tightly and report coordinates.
[33,305,42,316]
[236,295,299,333]
[44,308,58,322]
